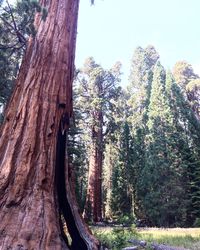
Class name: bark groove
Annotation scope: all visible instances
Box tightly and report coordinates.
[0,0,99,249]
[84,111,103,222]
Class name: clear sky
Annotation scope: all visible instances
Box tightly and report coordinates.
[76,0,200,84]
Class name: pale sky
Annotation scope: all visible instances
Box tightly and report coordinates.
[76,0,200,84]
[7,0,200,85]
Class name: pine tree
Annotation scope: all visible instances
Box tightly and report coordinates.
[186,79,200,120]
[128,45,159,127]
[168,75,200,225]
[172,61,200,120]
[67,105,88,211]
[103,89,128,220]
[110,122,135,221]
[127,48,200,227]
[127,45,159,219]
[139,63,190,226]
[172,61,198,89]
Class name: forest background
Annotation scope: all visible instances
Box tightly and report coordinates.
[0,0,200,235]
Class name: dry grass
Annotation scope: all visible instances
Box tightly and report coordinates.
[92,226,200,250]
[138,228,200,250]
[190,241,200,250]
[138,227,200,236]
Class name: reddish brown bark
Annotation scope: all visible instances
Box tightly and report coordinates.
[84,111,103,223]
[0,0,99,249]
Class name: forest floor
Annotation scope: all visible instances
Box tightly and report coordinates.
[91,226,200,250]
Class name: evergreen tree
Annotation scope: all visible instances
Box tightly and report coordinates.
[128,45,159,127]
[103,140,117,220]
[172,61,200,120]
[0,0,99,249]
[139,63,190,226]
[67,105,88,212]
[127,45,159,219]
[186,79,200,120]
[168,75,200,225]
[0,0,47,121]
[103,89,129,220]
[75,57,121,222]
[172,61,198,89]
[110,122,135,220]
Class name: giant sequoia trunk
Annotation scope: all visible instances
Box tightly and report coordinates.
[0,0,99,249]
[84,111,103,223]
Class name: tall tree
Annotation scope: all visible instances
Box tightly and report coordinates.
[186,79,200,120]
[110,122,135,219]
[172,61,200,120]
[75,57,121,222]
[128,45,159,127]
[0,0,47,122]
[172,61,198,89]
[67,89,89,211]
[138,63,191,226]
[0,0,99,249]
[102,89,128,220]
[168,75,200,225]
[127,45,159,219]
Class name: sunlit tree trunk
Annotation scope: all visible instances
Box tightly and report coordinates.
[0,0,99,249]
[187,82,200,121]
[104,142,114,220]
[84,111,103,222]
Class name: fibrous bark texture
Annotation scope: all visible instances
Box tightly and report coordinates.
[84,111,103,222]
[0,0,99,249]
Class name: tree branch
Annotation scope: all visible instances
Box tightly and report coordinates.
[5,0,26,45]
[0,41,20,50]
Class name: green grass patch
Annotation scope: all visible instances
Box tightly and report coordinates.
[91,226,200,250]
[92,225,138,249]
[138,228,200,249]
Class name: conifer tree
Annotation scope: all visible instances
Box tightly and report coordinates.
[67,104,88,211]
[168,75,200,225]
[103,89,128,220]
[126,48,200,227]
[172,61,200,120]
[103,140,117,220]
[128,45,159,127]
[0,0,47,121]
[110,122,135,220]
[75,57,121,222]
[127,45,159,219]
[172,61,198,89]
[139,63,190,226]
[186,79,200,120]
[0,0,99,249]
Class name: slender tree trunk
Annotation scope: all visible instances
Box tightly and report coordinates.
[84,111,103,223]
[187,88,200,121]
[0,0,99,249]
[104,142,114,220]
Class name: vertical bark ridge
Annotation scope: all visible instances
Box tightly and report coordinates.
[84,110,103,222]
[55,122,99,249]
[0,0,99,249]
